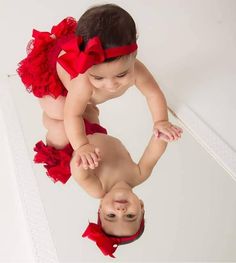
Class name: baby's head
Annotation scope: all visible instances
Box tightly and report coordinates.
[83,183,145,257]
[77,3,137,61]
[99,186,144,236]
[58,4,138,86]
[76,4,138,91]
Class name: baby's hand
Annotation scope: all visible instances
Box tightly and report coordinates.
[73,143,101,170]
[153,120,183,142]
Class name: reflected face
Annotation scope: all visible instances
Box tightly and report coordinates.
[86,53,136,93]
[99,188,144,236]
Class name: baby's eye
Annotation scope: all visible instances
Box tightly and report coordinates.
[116,73,127,78]
[126,214,135,218]
[94,76,103,80]
[107,213,116,218]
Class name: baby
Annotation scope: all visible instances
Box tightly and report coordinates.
[37,103,168,258]
[17,3,183,172]
[72,126,167,258]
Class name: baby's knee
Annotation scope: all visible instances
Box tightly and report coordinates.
[43,114,69,147]
[46,130,69,149]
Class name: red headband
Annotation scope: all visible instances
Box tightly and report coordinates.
[82,213,145,258]
[57,35,138,78]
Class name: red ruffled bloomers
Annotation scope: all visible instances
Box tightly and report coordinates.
[34,119,107,184]
[17,17,77,98]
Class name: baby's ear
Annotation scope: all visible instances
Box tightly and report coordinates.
[140,199,144,209]
[99,200,103,209]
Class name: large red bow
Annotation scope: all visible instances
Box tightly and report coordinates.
[57,36,105,78]
[57,35,138,79]
[83,216,145,258]
[82,222,118,258]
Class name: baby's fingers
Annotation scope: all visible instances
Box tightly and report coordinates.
[85,154,96,169]
[81,155,89,170]
[94,147,101,161]
[169,127,181,140]
[90,152,99,167]
[172,125,183,133]
[153,128,159,137]
[171,126,183,139]
[161,127,175,140]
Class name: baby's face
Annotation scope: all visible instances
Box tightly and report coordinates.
[99,188,144,236]
[86,52,136,93]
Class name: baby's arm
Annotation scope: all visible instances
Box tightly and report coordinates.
[70,153,105,198]
[64,79,102,169]
[136,136,168,185]
[134,59,182,141]
[57,61,101,169]
[63,75,92,150]
[135,59,168,122]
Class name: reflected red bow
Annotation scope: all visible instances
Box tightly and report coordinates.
[57,35,138,78]
[82,217,144,258]
[82,222,118,258]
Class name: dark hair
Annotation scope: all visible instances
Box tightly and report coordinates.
[76,4,137,62]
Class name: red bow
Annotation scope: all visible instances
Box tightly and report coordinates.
[57,36,105,78]
[57,35,138,79]
[82,222,118,258]
[83,216,145,258]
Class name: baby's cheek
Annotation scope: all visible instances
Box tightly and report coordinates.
[126,74,135,84]
[118,77,130,86]
[88,79,103,89]
[93,83,103,89]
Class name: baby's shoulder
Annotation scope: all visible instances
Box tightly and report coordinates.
[134,59,150,79]
[57,65,93,96]
[134,58,146,72]
[134,58,153,86]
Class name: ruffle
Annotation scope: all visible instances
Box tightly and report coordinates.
[17,17,77,98]
[34,141,73,184]
[33,119,107,184]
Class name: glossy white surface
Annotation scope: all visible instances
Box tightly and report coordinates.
[0,90,36,262]
[1,75,234,262]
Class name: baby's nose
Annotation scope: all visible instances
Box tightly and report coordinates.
[114,203,127,212]
[106,80,118,91]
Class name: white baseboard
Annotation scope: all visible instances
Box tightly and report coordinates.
[0,76,59,263]
[166,89,236,183]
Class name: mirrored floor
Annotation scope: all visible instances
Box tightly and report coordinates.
[4,75,236,262]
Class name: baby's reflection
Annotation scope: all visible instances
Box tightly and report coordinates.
[34,104,167,257]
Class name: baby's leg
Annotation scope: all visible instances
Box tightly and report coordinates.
[39,95,100,149]
[42,112,69,149]
[38,96,100,123]
[41,106,100,149]
[39,95,65,120]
